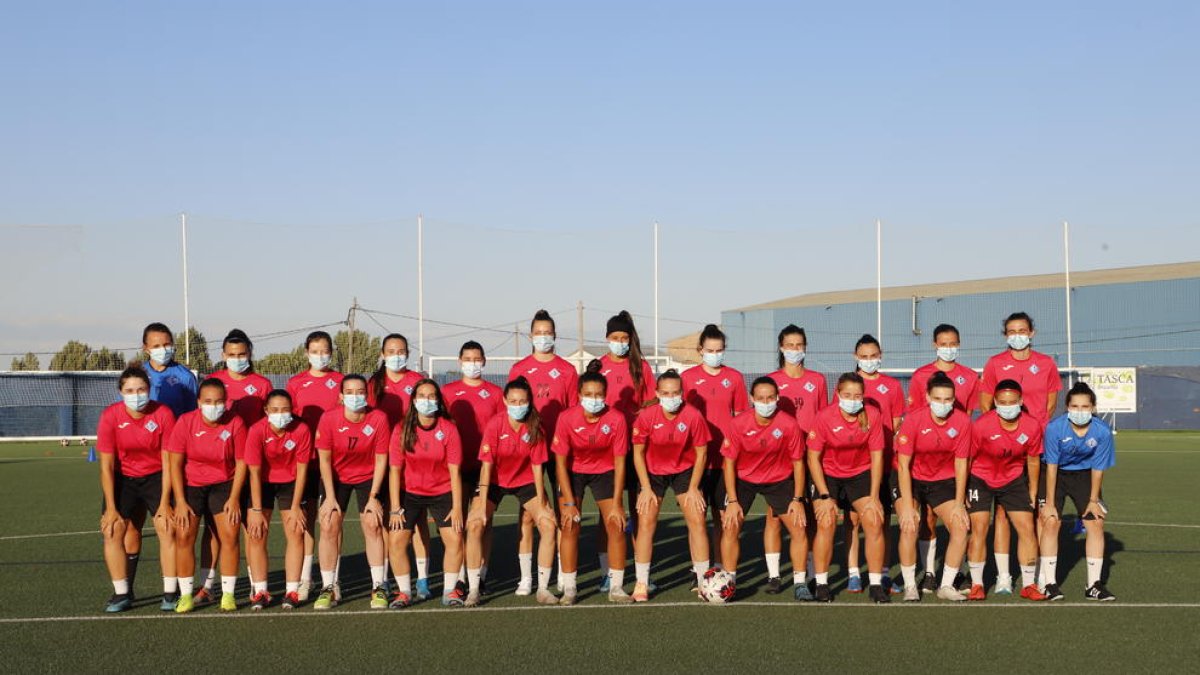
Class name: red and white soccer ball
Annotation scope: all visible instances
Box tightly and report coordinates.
[700,567,736,604]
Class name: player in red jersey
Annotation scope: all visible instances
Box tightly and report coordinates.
[97,366,178,612]
[894,373,970,602]
[464,377,559,607]
[966,379,1046,602]
[808,373,889,603]
[243,390,313,610]
[386,379,466,608]
[554,360,631,605]
[284,330,343,601]
[631,369,712,601]
[681,324,748,567]
[168,378,248,613]
[313,375,390,610]
[718,377,807,602]
[979,313,1060,595]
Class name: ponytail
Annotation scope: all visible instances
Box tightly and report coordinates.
[579,359,608,395]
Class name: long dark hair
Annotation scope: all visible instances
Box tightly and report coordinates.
[836,372,868,432]
[400,378,454,453]
[504,376,542,446]
[607,310,646,394]
[370,333,409,404]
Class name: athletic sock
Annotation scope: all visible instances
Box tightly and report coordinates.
[286,581,299,594]
[849,566,861,580]
[815,572,829,585]
[694,560,710,585]
[443,572,459,594]
[300,555,313,583]
[941,566,959,589]
[793,570,807,586]
[598,552,609,575]
[1086,557,1103,587]
[518,553,533,584]
[1039,556,1058,587]
[221,575,236,596]
[178,576,194,596]
[561,572,578,593]
[163,576,178,594]
[480,564,489,584]
[635,562,651,585]
[609,568,625,591]
[252,580,267,594]
[1020,564,1036,587]
[969,562,985,586]
[459,564,467,578]
[320,570,335,588]
[112,578,129,595]
[807,553,815,578]
[126,554,140,587]
[415,557,429,580]
[201,567,216,591]
[868,572,883,586]
[370,565,386,587]
[765,552,782,578]
[917,538,933,573]
[396,574,412,596]
[994,553,1010,581]
[467,568,482,593]
[537,566,551,591]
[901,565,917,589]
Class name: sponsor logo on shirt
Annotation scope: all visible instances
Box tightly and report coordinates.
[118,422,131,429]
[832,426,845,433]
[145,421,158,433]
[653,423,665,430]
[219,430,231,441]
[921,428,934,435]
[989,434,1002,441]
[745,430,759,437]
[302,381,314,388]
[601,369,612,377]
[337,426,350,433]
[363,425,376,436]
[771,428,783,439]
[573,426,586,433]
[284,439,296,451]
[454,390,466,397]
[195,431,207,437]
[500,434,510,441]
[1002,365,1015,371]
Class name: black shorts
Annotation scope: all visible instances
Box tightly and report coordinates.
[303,460,321,502]
[108,472,166,520]
[322,479,383,514]
[401,491,454,531]
[185,480,236,518]
[644,470,693,499]
[717,477,796,515]
[1037,467,1101,516]
[486,482,539,508]
[816,470,872,510]
[262,481,298,511]
[699,468,723,506]
[967,475,1033,514]
[879,471,894,512]
[567,471,616,503]
[889,473,959,510]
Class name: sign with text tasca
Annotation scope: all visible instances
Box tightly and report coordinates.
[1078,368,1137,413]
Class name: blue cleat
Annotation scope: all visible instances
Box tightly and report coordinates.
[159,592,178,612]
[794,583,815,602]
[105,594,132,613]
[598,574,611,594]
[846,575,864,593]
[414,578,431,602]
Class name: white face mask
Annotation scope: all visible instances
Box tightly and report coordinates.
[123,392,149,412]
[701,352,724,368]
[343,394,367,412]
[581,397,606,415]
[857,359,882,375]
[838,397,864,415]
[1006,334,1032,351]
[930,401,954,418]
[1068,410,1093,426]
[268,412,293,429]
[753,400,777,418]
[225,357,249,374]
[659,396,683,413]
[781,349,805,365]
[460,362,484,379]
[148,346,175,366]
[385,354,408,372]
[414,399,439,417]
[608,341,630,357]
[996,404,1022,421]
[308,353,332,370]
[936,346,959,362]
[531,336,555,353]
[200,403,225,422]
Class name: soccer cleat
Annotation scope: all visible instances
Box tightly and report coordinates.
[442,586,466,607]
[388,591,412,609]
[967,584,986,601]
[296,581,312,603]
[1085,582,1116,601]
[608,587,634,604]
[193,587,215,607]
[160,592,179,612]
[174,592,195,613]
[105,593,132,613]
[250,591,271,611]
[994,576,1014,596]
[919,572,938,595]
[370,586,388,609]
[846,575,864,593]
[632,582,650,602]
[884,575,903,595]
[904,584,921,602]
[281,591,300,610]
[414,578,431,602]
[598,575,612,594]
[464,590,481,608]
[794,583,814,602]
[536,589,559,605]
[514,579,533,596]
[954,572,970,592]
[220,593,237,612]
[814,584,832,603]
[869,584,891,604]
[937,586,967,602]
[559,589,578,606]
[1020,584,1047,601]
[764,577,783,595]
[313,585,337,610]
[332,582,343,603]
[1044,584,1064,601]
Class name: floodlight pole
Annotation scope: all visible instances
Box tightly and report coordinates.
[876,219,883,341]
[1064,221,1075,383]
[653,221,660,361]
[181,213,191,367]
[417,214,425,373]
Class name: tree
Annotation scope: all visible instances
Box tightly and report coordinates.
[10,352,40,371]
[257,346,309,375]
[50,341,92,370]
[84,347,125,371]
[334,329,382,376]
[174,326,212,373]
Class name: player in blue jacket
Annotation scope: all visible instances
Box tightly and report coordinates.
[141,322,199,417]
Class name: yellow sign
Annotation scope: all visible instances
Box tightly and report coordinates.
[1078,368,1137,413]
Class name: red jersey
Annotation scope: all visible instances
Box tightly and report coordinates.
[632,404,711,475]
[97,401,176,478]
[209,370,273,426]
[681,364,749,469]
[166,410,247,487]
[479,416,547,489]
[598,353,657,424]
[389,417,462,496]
[244,417,313,484]
[315,408,389,484]
[509,354,578,440]
[768,368,828,433]
[895,406,971,482]
[551,405,629,474]
[368,369,424,427]
[286,370,344,434]
[981,350,1061,424]
[721,411,804,485]
[907,361,980,413]
[807,404,885,479]
[442,379,505,473]
[969,410,1044,488]
[861,372,905,465]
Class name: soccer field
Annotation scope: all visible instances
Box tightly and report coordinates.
[1,432,1198,673]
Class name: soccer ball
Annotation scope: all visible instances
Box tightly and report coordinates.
[699,567,736,604]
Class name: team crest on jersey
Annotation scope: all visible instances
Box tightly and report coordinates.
[1029,365,1040,374]
[363,424,376,436]
[435,429,445,441]
[284,439,296,451]
[877,384,890,394]
[955,376,966,385]
[948,428,959,438]
[479,389,490,399]
[771,428,783,439]
[404,386,414,395]
[601,424,611,435]
[721,378,731,389]
[325,379,337,389]
[1086,438,1098,448]
[219,429,231,441]
[677,422,688,433]
[804,382,816,393]
[144,420,158,433]
[549,368,561,380]
[521,432,530,443]
[245,385,258,396]
[1017,433,1029,444]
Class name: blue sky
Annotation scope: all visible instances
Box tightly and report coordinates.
[2,1,1197,363]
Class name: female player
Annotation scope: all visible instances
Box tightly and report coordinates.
[631,369,712,601]
[464,377,559,606]
[719,377,807,601]
[286,330,343,601]
[141,322,199,417]
[168,378,248,613]
[966,379,1046,601]
[980,313,1060,595]
[96,366,178,612]
[807,373,888,603]
[681,324,748,569]
[386,380,465,607]
[313,375,390,610]
[1038,381,1116,601]
[509,309,578,593]
[845,334,904,594]
[243,390,312,609]
[553,361,631,604]
[894,373,970,602]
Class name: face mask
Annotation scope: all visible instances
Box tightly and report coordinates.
[309,353,332,370]
[930,401,954,418]
[225,357,249,374]
[123,392,149,412]
[460,362,484,379]
[1006,334,1032,351]
[659,396,683,413]
[414,399,439,416]
[936,347,959,362]
[343,394,367,412]
[701,352,724,368]
[268,412,293,429]
[148,346,175,366]
[782,349,805,365]
[753,400,777,418]
[385,354,408,372]
[996,404,1022,421]
[1068,410,1093,426]
[857,359,882,375]
[531,336,555,353]
[608,341,630,357]
[838,397,864,415]
[200,404,225,422]
[581,397,606,415]
[507,404,529,421]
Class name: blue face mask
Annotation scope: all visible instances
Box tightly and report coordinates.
[781,349,805,365]
[608,341,630,357]
[507,404,529,421]
[148,346,175,366]
[1068,410,1093,426]
[308,353,332,370]
[936,347,959,362]
[857,359,882,375]
[268,412,293,429]
[659,396,683,413]
[225,357,249,374]
[1006,334,1032,351]
[839,397,864,415]
[930,401,954,418]
[343,394,367,412]
[414,399,439,417]
[531,336,555,353]
[123,392,149,412]
[702,352,724,368]
[581,397,606,414]
[996,404,1022,421]
[385,354,408,372]
[753,400,777,418]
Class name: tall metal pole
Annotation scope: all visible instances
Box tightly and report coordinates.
[181,213,191,367]
[1064,221,1075,383]
[347,298,357,374]
[876,219,883,340]
[653,221,660,361]
[577,301,585,372]
[417,214,425,373]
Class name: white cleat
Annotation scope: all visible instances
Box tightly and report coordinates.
[464,590,481,608]
[296,581,312,603]
[515,579,533,596]
[608,588,634,604]
[536,589,559,605]
[937,586,967,602]
[559,589,577,606]
[993,577,1013,596]
[904,584,921,602]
